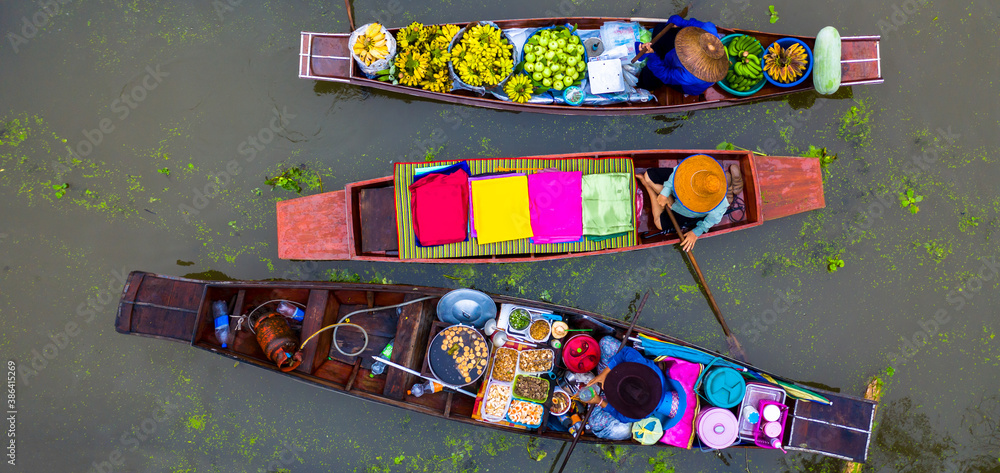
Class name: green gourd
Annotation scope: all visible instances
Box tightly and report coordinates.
[813,26,842,95]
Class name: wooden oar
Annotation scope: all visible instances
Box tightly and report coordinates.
[630,5,690,63]
[344,0,355,32]
[555,291,650,473]
[662,205,748,362]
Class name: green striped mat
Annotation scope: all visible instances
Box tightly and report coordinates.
[394,156,636,259]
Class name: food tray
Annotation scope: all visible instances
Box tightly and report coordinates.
[490,346,519,383]
[517,348,555,375]
[506,399,545,428]
[497,303,553,336]
[481,380,514,423]
[512,374,550,404]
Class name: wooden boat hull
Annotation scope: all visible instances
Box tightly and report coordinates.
[299,17,882,116]
[276,149,824,262]
[115,271,875,462]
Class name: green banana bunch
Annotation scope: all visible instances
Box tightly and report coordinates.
[724,35,766,92]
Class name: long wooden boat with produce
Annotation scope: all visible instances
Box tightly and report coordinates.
[276,148,824,262]
[116,271,876,462]
[299,17,882,116]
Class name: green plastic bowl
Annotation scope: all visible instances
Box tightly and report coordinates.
[717,34,766,97]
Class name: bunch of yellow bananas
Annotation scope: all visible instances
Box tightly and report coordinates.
[504,74,534,103]
[763,42,808,84]
[452,24,513,88]
[353,23,389,66]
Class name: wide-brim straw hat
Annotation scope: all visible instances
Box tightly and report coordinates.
[675,27,729,83]
[674,154,727,213]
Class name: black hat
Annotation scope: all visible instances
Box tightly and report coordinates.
[604,362,663,420]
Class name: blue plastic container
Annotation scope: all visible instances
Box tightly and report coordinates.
[702,367,747,408]
[762,38,814,88]
[717,34,766,97]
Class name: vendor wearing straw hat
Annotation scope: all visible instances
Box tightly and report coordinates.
[639,154,735,252]
[580,346,686,427]
[636,15,729,96]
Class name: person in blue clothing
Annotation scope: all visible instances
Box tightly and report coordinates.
[581,346,687,428]
[638,154,740,252]
[636,15,730,96]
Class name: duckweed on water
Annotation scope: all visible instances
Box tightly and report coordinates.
[264,165,324,194]
[838,98,874,147]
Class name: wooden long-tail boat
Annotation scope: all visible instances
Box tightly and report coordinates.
[115,271,876,462]
[299,17,882,116]
[276,149,824,262]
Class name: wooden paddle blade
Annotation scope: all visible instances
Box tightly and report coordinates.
[726,334,748,363]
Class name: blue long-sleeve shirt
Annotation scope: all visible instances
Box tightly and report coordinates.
[658,170,729,236]
[639,16,723,96]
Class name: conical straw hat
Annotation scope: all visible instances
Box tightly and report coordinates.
[675,27,729,83]
[674,154,727,213]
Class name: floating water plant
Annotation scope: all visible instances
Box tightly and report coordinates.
[51,182,68,199]
[768,5,780,23]
[716,141,769,156]
[802,145,837,168]
[157,167,170,176]
[826,256,845,272]
[899,188,923,214]
[265,165,323,194]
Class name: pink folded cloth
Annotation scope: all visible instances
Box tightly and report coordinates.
[527,171,583,244]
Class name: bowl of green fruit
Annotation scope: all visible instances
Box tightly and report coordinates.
[520,26,587,94]
[717,34,766,97]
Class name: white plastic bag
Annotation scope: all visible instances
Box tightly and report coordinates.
[348,23,397,78]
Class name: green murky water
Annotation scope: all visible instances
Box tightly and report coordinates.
[2,0,998,472]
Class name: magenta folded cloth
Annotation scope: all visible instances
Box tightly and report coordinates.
[527,171,583,244]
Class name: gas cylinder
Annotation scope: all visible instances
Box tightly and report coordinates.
[252,312,303,372]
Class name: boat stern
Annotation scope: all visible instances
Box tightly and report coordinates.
[300,32,353,82]
[756,155,826,221]
[276,190,352,260]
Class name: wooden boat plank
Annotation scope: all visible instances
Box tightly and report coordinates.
[276,189,350,260]
[788,417,870,462]
[384,297,432,401]
[756,155,825,221]
[791,392,876,431]
[295,289,331,374]
[115,271,146,334]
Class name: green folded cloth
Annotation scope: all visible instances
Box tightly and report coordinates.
[582,173,634,236]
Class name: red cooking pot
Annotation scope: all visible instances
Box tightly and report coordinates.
[562,334,600,373]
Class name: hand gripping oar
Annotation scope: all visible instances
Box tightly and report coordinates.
[630,5,690,63]
[555,291,650,473]
[663,205,748,362]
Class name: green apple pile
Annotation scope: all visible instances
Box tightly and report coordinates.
[521,26,587,92]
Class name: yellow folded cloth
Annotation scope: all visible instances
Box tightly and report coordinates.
[471,176,534,245]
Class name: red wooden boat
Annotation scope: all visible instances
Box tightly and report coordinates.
[276,149,824,262]
[299,17,882,116]
[115,272,876,462]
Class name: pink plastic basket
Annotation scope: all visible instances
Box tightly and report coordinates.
[753,400,788,449]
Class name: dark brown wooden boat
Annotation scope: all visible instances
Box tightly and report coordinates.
[299,17,882,116]
[276,149,824,262]
[115,271,876,462]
